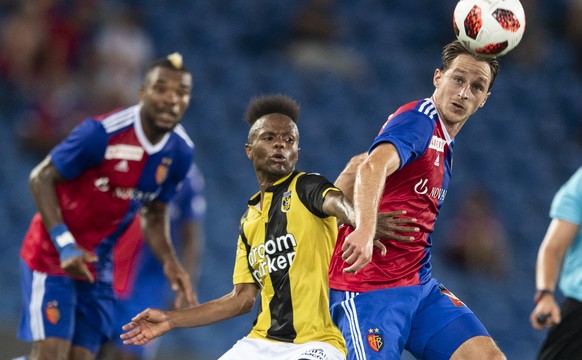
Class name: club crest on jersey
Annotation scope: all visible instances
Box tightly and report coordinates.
[155,158,173,184]
[45,300,61,325]
[367,328,383,352]
[440,286,465,307]
[281,191,292,212]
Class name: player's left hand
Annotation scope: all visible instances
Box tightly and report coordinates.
[163,259,197,308]
[375,210,419,242]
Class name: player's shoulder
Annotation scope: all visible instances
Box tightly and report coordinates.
[394,98,438,121]
[95,106,139,135]
[295,171,335,190]
[172,124,194,150]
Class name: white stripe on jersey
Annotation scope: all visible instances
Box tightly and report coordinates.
[418,98,438,120]
[101,105,194,152]
[342,292,366,360]
[174,124,194,149]
[102,106,139,134]
[30,271,47,341]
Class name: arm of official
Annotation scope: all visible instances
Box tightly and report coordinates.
[530,219,578,330]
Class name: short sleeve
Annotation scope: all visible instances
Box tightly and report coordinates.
[232,235,257,286]
[296,173,340,218]
[370,111,435,169]
[50,119,108,179]
[551,168,582,225]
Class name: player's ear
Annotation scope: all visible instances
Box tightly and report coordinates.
[480,92,491,108]
[433,69,442,87]
[138,86,145,101]
[245,143,253,160]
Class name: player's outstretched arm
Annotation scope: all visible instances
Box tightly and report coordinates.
[121,283,260,346]
[342,143,401,274]
[335,152,418,244]
[121,307,171,346]
[334,152,367,202]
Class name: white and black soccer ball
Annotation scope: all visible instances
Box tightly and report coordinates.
[453,0,526,58]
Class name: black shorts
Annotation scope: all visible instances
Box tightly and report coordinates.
[538,297,582,360]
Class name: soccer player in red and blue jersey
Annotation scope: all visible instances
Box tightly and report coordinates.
[17,52,197,360]
[328,41,507,359]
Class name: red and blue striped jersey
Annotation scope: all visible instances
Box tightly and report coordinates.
[329,98,453,292]
[20,105,194,283]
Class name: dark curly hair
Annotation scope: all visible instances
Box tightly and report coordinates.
[244,94,300,126]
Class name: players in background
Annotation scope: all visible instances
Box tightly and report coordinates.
[327,40,506,359]
[17,53,196,360]
[99,163,206,360]
[530,167,582,359]
[119,94,419,360]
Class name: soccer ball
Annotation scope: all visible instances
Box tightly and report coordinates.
[453,0,526,58]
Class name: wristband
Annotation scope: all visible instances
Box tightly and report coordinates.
[49,224,82,262]
[534,289,554,305]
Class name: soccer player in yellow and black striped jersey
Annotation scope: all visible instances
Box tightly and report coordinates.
[120,94,418,359]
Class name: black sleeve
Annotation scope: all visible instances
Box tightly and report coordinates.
[296,173,338,218]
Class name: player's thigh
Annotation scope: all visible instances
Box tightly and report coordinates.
[329,288,418,360]
[451,335,505,360]
[408,283,486,359]
[219,337,345,360]
[71,281,115,355]
[287,341,345,360]
[219,337,271,360]
[70,344,97,360]
[18,260,77,345]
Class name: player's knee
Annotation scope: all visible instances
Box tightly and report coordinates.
[450,336,506,360]
[30,337,71,360]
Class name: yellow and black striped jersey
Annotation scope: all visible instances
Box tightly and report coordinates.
[233,170,346,355]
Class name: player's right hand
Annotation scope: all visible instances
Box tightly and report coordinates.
[121,308,172,346]
[61,246,98,283]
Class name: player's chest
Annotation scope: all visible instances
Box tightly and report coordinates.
[95,141,173,192]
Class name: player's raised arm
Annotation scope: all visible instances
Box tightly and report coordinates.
[334,150,417,249]
[342,143,401,273]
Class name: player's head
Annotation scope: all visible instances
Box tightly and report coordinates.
[139,52,192,139]
[244,94,301,182]
[440,40,500,91]
[432,40,499,133]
